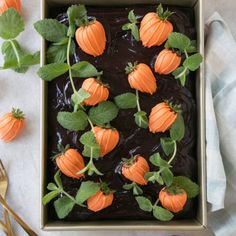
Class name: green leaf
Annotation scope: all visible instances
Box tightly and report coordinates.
[42,190,60,205]
[122,23,130,31]
[135,197,153,212]
[75,181,100,204]
[172,176,199,198]
[123,183,134,190]
[128,10,137,23]
[0,8,24,39]
[20,51,40,66]
[47,183,58,191]
[82,145,100,158]
[183,53,203,71]
[166,32,191,52]
[153,206,174,221]
[149,153,170,168]
[71,88,90,107]
[161,167,174,187]
[89,101,119,126]
[37,63,69,81]
[170,113,185,141]
[47,40,75,63]
[57,110,88,132]
[134,111,148,129]
[54,196,75,219]
[80,131,99,148]
[186,40,197,53]
[130,23,140,41]
[34,19,68,43]
[71,61,101,78]
[54,171,63,189]
[172,66,185,78]
[133,184,143,195]
[160,137,175,156]
[114,92,137,109]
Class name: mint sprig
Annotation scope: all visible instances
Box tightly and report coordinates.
[156,4,174,21]
[0,8,39,73]
[114,92,137,109]
[122,10,140,41]
[123,182,143,195]
[165,32,203,86]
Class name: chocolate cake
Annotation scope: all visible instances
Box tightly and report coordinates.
[46,4,198,221]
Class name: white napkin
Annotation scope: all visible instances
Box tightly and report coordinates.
[206,12,236,236]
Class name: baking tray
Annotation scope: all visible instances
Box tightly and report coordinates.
[40,0,206,231]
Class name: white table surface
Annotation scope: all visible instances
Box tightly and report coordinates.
[0,0,235,235]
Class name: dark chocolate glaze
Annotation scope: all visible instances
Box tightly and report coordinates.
[47,5,198,221]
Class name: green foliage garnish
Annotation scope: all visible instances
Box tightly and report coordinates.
[88,101,119,126]
[114,92,137,109]
[165,32,203,86]
[160,137,176,156]
[134,111,148,128]
[54,196,75,219]
[156,4,174,21]
[170,113,185,141]
[57,110,88,132]
[0,8,39,73]
[122,10,140,41]
[123,182,143,195]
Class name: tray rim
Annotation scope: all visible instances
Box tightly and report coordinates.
[40,0,207,231]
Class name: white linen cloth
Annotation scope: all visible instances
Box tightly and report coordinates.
[206,12,236,236]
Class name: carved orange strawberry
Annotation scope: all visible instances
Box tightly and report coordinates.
[0,0,21,15]
[125,62,157,95]
[155,49,181,75]
[140,4,173,47]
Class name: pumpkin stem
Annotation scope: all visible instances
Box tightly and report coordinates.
[163,186,186,196]
[122,155,138,167]
[156,4,174,21]
[11,108,25,120]
[164,100,182,113]
[100,182,114,195]
[125,61,138,74]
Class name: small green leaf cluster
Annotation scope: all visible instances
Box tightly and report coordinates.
[122,10,140,41]
[123,182,143,195]
[42,171,101,219]
[165,32,203,86]
[0,8,39,73]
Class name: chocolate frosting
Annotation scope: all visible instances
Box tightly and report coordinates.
[46,4,198,221]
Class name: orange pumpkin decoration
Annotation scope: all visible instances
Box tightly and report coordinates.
[126,62,157,95]
[149,102,178,133]
[75,20,106,57]
[155,49,181,75]
[122,155,150,185]
[55,146,85,179]
[87,182,114,212]
[140,4,173,47]
[0,0,21,15]
[92,126,119,157]
[81,78,109,106]
[0,108,25,143]
[159,186,187,213]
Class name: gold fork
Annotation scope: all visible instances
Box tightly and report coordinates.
[0,160,14,236]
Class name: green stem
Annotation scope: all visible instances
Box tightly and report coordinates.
[10,40,21,67]
[184,50,189,59]
[176,67,187,79]
[168,141,177,165]
[67,36,76,94]
[61,190,84,207]
[136,90,141,112]
[87,117,94,130]
[154,198,159,207]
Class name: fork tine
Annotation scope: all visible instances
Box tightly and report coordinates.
[0,160,7,178]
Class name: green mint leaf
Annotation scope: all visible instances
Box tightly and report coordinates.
[167,32,191,52]
[42,190,60,205]
[54,196,75,219]
[172,66,185,78]
[47,183,58,191]
[54,171,63,189]
[20,51,40,66]
[130,23,140,41]
[88,101,119,126]
[114,92,137,109]
[153,206,174,221]
[170,113,185,141]
[145,172,156,183]
[156,4,164,16]
[82,145,100,158]
[186,40,197,53]
[134,111,148,129]
[34,19,68,43]
[128,10,137,23]
[149,153,170,168]
[183,53,203,71]
[161,167,174,187]
[37,63,69,81]
[71,88,90,107]
[179,72,187,86]
[75,181,100,204]
[123,183,134,190]
[80,131,99,148]
[0,8,24,40]
[57,110,88,132]
[135,197,153,212]
[154,172,164,185]
[133,184,143,195]
[160,137,175,156]
[172,176,199,198]
[71,61,101,78]
[122,23,130,31]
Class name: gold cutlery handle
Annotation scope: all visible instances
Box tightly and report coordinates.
[4,209,15,236]
[0,196,37,236]
[0,219,7,233]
